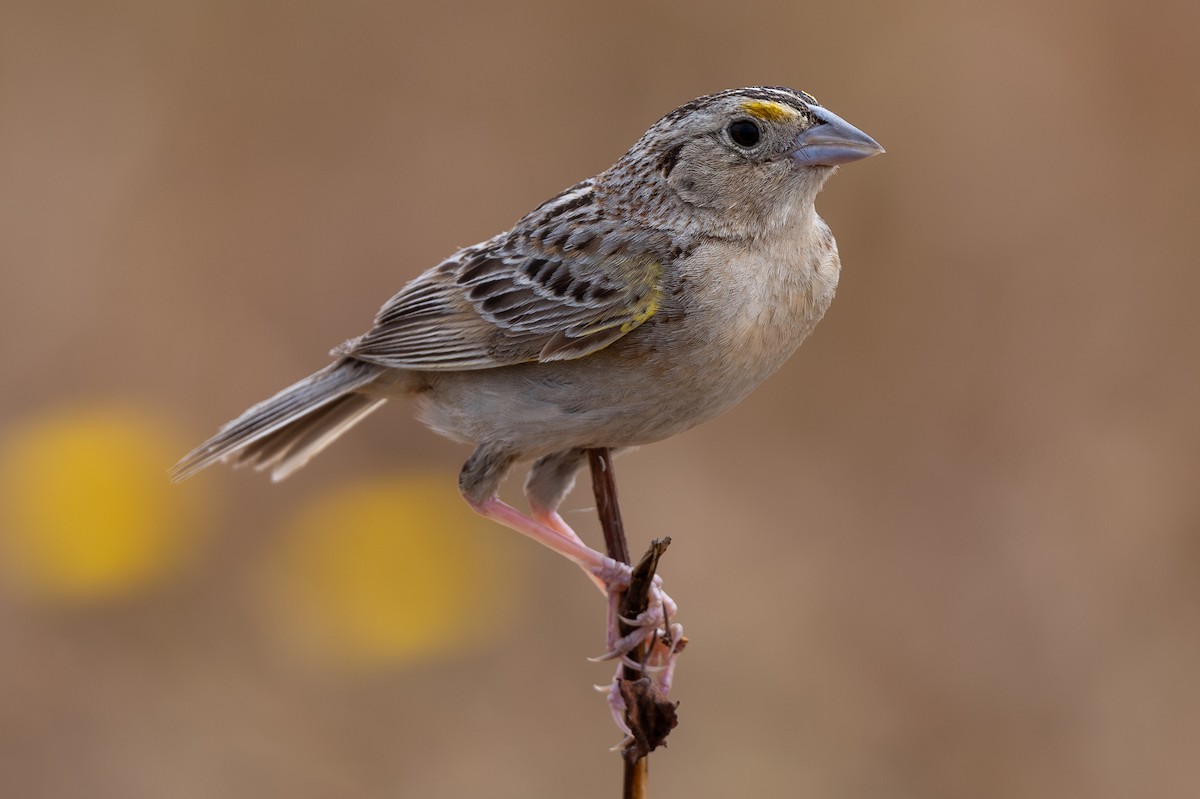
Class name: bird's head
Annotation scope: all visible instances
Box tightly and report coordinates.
[603,87,884,238]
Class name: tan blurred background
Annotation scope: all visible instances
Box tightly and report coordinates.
[2,1,1198,797]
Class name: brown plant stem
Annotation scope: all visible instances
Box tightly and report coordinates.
[588,448,630,567]
[586,448,661,799]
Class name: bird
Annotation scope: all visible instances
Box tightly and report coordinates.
[172,86,883,616]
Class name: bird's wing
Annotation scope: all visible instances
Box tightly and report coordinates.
[340,239,664,370]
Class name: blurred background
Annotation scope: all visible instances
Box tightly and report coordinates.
[1,1,1198,797]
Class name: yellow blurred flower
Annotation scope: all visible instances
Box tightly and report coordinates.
[0,406,207,602]
[264,475,521,668]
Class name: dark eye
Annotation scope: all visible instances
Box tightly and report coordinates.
[727,119,761,148]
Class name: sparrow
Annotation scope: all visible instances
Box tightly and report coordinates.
[173,86,883,623]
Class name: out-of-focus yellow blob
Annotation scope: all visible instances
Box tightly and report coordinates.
[266,476,520,668]
[0,407,206,602]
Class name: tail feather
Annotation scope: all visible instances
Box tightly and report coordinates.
[171,358,385,482]
[243,393,386,481]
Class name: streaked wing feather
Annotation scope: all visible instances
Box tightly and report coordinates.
[346,239,663,370]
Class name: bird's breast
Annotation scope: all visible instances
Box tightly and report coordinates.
[665,216,841,390]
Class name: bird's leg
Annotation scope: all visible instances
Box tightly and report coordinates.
[463,446,673,664]
[529,506,607,594]
[467,495,676,665]
[466,496,631,591]
[531,507,589,549]
[462,447,623,588]
[524,448,608,591]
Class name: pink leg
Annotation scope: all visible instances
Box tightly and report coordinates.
[531,508,607,593]
[468,496,629,591]
[531,508,588,549]
[470,494,681,703]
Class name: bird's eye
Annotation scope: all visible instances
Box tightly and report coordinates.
[727,119,761,148]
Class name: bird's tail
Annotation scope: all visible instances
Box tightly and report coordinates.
[171,358,387,483]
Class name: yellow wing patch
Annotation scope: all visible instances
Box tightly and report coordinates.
[618,259,662,332]
[740,100,801,123]
[620,294,659,333]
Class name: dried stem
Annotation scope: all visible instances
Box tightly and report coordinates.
[586,448,674,799]
[589,448,630,566]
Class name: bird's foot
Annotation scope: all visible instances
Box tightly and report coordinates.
[596,619,685,751]
[590,575,679,667]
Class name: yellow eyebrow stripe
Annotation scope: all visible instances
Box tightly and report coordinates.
[740,100,800,122]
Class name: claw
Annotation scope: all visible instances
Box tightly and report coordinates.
[603,669,633,745]
[589,632,654,664]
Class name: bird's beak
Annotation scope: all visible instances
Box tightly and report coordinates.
[791,106,885,166]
